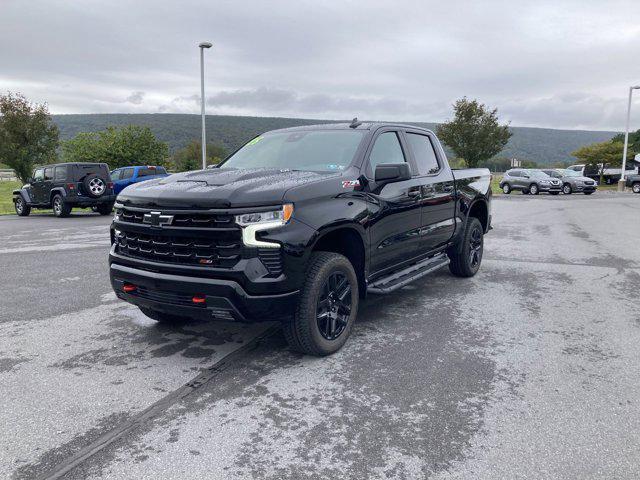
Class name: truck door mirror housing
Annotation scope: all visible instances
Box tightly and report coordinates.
[374,163,412,185]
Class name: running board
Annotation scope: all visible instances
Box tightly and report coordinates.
[367,254,450,295]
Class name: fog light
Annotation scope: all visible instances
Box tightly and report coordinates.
[123,283,137,293]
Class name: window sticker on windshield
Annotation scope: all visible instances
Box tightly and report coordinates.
[246,136,262,146]
[342,180,360,188]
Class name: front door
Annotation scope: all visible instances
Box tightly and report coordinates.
[403,130,456,252]
[30,168,46,204]
[42,167,54,203]
[365,130,423,275]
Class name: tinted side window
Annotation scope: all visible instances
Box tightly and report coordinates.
[121,168,134,180]
[54,166,67,180]
[510,170,521,177]
[33,169,44,181]
[369,132,406,172]
[44,167,53,181]
[406,133,439,175]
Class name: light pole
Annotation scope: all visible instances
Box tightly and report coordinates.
[618,85,640,191]
[199,42,213,170]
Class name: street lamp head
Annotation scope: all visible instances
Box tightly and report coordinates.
[199,42,213,49]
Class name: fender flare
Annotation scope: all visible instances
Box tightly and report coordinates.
[49,187,67,203]
[12,189,31,204]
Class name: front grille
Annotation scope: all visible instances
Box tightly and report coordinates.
[133,286,202,307]
[258,249,283,276]
[117,208,234,228]
[115,230,241,267]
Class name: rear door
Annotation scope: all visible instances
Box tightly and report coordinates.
[365,129,423,275]
[403,130,456,252]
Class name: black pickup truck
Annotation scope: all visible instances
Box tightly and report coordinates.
[109,122,491,355]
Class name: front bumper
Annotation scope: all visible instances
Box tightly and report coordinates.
[110,262,299,322]
[539,184,562,193]
[572,184,597,192]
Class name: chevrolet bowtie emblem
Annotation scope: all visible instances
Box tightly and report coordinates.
[143,211,174,227]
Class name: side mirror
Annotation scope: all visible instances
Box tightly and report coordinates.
[374,163,412,185]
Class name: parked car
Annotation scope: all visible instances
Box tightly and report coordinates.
[567,163,640,185]
[109,122,492,356]
[13,162,115,217]
[625,173,640,193]
[110,166,169,195]
[542,169,597,195]
[499,169,562,195]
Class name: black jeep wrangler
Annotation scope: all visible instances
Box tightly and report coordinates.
[13,162,116,218]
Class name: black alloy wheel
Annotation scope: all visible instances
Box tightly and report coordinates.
[469,224,483,269]
[316,271,352,341]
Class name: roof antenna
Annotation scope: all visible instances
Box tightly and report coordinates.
[349,117,362,129]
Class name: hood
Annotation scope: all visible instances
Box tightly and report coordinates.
[565,176,593,182]
[116,167,341,209]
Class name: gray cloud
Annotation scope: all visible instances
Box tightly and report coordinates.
[125,91,145,105]
[0,0,638,130]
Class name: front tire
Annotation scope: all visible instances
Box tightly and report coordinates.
[14,196,31,216]
[501,183,511,194]
[632,183,640,194]
[563,184,572,195]
[52,194,71,218]
[448,217,484,278]
[283,251,359,356]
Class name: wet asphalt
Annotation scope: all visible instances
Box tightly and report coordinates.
[0,193,639,479]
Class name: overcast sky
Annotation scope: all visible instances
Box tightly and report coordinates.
[1,0,638,131]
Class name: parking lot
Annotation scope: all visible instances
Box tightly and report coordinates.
[1,193,639,480]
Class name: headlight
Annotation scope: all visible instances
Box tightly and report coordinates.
[236,204,294,248]
[540,180,550,184]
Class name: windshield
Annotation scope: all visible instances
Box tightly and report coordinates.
[220,130,365,172]
[528,170,550,179]
[561,169,581,177]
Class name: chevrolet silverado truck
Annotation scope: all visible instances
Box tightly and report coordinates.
[625,173,640,193]
[109,121,491,356]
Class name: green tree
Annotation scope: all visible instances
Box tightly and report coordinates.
[170,140,227,172]
[571,141,633,184]
[611,128,640,151]
[437,98,512,168]
[0,92,59,183]
[62,125,168,169]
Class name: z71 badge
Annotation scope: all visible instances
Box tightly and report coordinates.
[341,180,360,188]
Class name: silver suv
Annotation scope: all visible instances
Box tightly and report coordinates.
[541,169,597,195]
[499,169,562,195]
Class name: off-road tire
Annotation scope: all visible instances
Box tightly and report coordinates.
[283,251,359,356]
[82,174,107,198]
[96,203,113,215]
[52,194,71,218]
[14,196,31,216]
[501,183,511,194]
[139,307,189,324]
[448,217,484,278]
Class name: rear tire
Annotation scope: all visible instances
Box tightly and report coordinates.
[96,203,113,215]
[14,196,31,216]
[139,307,189,324]
[52,194,71,218]
[529,183,539,195]
[283,251,358,356]
[501,183,511,194]
[632,183,640,194]
[448,217,484,278]
[563,184,572,195]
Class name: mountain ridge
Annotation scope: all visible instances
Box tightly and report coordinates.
[51,113,617,166]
